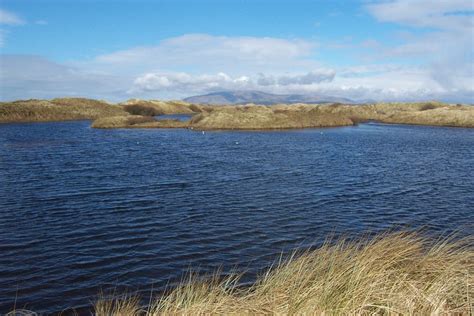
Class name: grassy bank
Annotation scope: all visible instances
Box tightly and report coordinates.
[94,232,472,315]
[189,104,355,130]
[0,98,199,124]
[2,98,473,129]
[0,98,128,123]
[91,115,190,129]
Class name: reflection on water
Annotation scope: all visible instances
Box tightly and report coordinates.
[0,121,473,313]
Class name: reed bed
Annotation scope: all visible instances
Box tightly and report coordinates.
[95,231,473,315]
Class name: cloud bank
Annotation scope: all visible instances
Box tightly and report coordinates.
[1,1,473,103]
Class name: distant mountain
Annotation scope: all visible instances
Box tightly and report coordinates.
[183,91,354,105]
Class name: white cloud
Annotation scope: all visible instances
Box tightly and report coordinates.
[130,72,252,94]
[130,69,336,94]
[86,34,317,75]
[362,0,474,102]
[0,55,130,101]
[366,0,473,31]
[0,8,25,25]
[2,28,473,103]
[257,70,335,86]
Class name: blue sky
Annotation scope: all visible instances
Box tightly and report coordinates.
[0,0,473,102]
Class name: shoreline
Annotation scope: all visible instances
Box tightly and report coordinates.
[7,231,473,315]
[1,98,474,130]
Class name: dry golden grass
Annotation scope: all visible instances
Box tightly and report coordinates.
[2,98,473,129]
[121,99,196,114]
[91,115,156,128]
[91,115,190,129]
[0,98,127,123]
[95,232,473,315]
[123,104,164,116]
[190,105,354,130]
[95,293,142,316]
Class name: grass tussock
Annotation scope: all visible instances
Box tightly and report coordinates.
[121,99,196,115]
[91,115,157,128]
[95,232,473,315]
[190,105,354,130]
[91,115,190,129]
[123,104,164,116]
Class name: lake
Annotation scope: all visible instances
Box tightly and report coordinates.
[0,121,473,314]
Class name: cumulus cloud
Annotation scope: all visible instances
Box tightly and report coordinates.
[363,0,474,102]
[130,72,251,94]
[257,70,335,86]
[2,24,473,103]
[130,69,336,94]
[278,70,335,85]
[0,8,25,25]
[84,34,317,75]
[96,34,313,64]
[366,0,473,31]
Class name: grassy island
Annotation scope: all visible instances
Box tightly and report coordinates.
[92,101,474,130]
[1,98,473,129]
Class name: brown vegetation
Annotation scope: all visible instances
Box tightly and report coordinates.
[91,115,155,128]
[123,104,164,116]
[0,98,127,123]
[189,105,355,130]
[2,98,473,129]
[94,231,473,315]
[91,115,189,129]
[120,99,196,115]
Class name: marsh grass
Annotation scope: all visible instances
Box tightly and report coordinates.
[0,98,127,123]
[94,232,473,315]
[123,104,164,116]
[121,100,196,115]
[3,98,473,129]
[91,115,157,128]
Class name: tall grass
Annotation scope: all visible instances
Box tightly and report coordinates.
[95,232,473,315]
[0,98,127,123]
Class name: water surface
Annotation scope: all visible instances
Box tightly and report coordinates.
[0,122,473,313]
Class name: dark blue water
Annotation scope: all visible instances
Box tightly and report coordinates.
[0,121,473,314]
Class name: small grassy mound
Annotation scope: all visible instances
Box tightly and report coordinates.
[123,104,164,116]
[121,99,196,114]
[0,98,127,123]
[190,105,354,130]
[91,115,156,128]
[95,231,473,315]
[91,115,190,129]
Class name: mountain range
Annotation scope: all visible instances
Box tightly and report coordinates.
[183,91,355,105]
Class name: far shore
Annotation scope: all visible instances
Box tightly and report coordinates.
[1,98,473,129]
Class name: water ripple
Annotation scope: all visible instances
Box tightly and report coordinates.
[0,121,473,314]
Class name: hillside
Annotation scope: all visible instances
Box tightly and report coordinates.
[183,90,354,105]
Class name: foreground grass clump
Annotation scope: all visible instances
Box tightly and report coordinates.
[96,232,473,315]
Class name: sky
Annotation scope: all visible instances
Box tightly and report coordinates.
[0,0,473,103]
